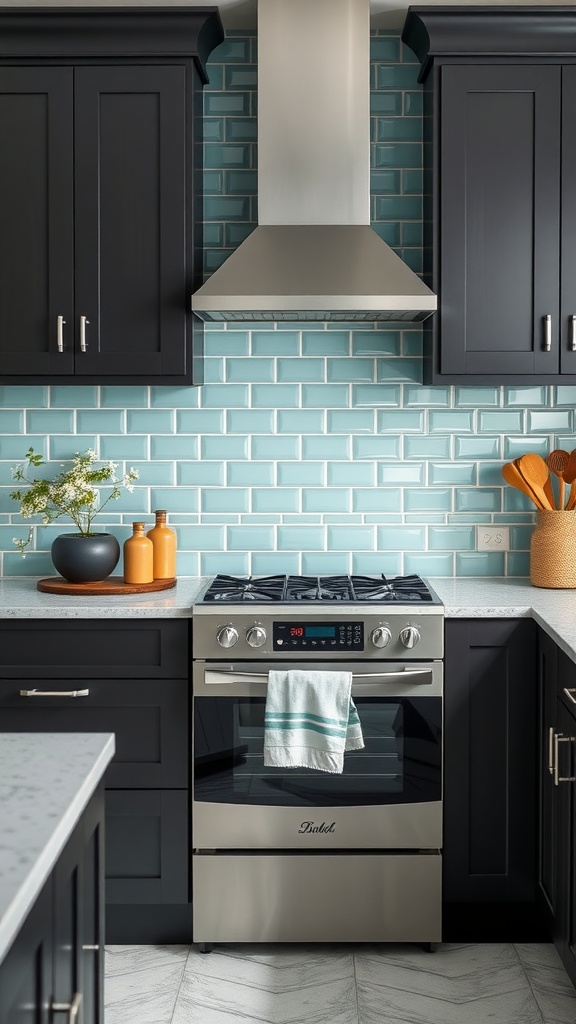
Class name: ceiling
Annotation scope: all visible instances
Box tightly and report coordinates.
[10,0,576,31]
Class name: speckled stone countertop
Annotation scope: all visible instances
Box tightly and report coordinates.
[0,576,205,617]
[0,732,114,965]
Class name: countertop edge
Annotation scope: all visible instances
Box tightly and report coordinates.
[0,732,115,966]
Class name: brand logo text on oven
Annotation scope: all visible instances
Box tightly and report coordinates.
[298,821,336,834]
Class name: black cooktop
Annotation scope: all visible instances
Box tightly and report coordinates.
[199,574,438,604]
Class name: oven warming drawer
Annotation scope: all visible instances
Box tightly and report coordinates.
[193,853,441,943]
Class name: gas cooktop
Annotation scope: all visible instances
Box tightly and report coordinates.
[198,573,441,605]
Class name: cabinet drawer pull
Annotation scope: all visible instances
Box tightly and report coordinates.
[19,688,89,698]
[553,732,576,786]
[570,315,576,352]
[563,687,576,705]
[57,315,66,353]
[543,314,552,351]
[548,725,555,774]
[52,992,82,1024]
[79,315,90,352]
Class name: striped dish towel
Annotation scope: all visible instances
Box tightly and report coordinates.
[263,669,364,774]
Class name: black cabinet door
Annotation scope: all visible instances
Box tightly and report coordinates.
[444,619,537,904]
[73,66,189,379]
[560,66,576,374]
[105,790,189,904]
[538,629,558,930]
[440,65,561,378]
[0,879,52,1024]
[554,697,576,985]
[0,68,74,376]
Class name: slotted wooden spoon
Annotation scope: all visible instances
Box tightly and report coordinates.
[502,461,546,509]
[546,448,569,508]
[563,449,576,510]
[515,453,555,510]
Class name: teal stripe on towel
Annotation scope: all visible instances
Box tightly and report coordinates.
[263,720,348,739]
[265,710,348,727]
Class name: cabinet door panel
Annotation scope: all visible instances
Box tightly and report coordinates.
[538,630,558,928]
[0,879,52,1024]
[74,66,188,378]
[560,66,576,373]
[444,619,536,902]
[0,68,74,376]
[0,677,188,788]
[440,65,560,376]
[105,790,189,904]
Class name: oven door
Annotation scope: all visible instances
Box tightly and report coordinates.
[193,660,442,850]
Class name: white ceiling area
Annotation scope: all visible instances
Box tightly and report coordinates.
[9,0,576,31]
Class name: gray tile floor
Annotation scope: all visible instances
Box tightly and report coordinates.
[104,942,576,1024]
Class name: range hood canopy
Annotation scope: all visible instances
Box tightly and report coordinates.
[191,0,436,324]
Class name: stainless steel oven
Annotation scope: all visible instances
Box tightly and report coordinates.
[192,574,444,946]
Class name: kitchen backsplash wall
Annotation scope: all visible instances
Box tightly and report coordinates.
[0,29,573,579]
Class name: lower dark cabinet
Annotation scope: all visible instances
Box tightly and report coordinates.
[0,785,104,1024]
[105,790,189,904]
[443,619,538,938]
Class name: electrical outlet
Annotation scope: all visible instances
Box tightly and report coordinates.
[476,525,510,551]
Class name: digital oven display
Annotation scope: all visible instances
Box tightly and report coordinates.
[274,621,363,651]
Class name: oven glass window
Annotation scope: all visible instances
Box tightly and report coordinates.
[194,696,441,806]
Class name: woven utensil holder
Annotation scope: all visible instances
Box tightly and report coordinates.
[530,509,576,588]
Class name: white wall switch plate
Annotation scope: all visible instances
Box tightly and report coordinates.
[476,525,510,551]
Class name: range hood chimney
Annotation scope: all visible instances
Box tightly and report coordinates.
[191,0,436,323]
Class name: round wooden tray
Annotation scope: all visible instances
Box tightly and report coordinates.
[37,576,177,596]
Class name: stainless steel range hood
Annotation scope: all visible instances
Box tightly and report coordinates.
[191,0,436,324]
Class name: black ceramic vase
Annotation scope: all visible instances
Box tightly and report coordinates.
[51,533,121,584]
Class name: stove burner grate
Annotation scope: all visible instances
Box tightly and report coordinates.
[200,573,435,604]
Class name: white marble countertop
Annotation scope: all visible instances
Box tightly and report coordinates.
[0,576,205,617]
[0,732,115,966]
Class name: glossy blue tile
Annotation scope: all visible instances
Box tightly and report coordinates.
[351,331,400,357]
[376,357,422,383]
[404,489,452,512]
[528,410,573,432]
[302,552,352,574]
[370,93,402,117]
[151,435,199,460]
[277,526,325,551]
[405,552,454,576]
[327,462,375,486]
[100,386,148,407]
[3,551,53,576]
[454,387,500,407]
[370,35,400,61]
[377,410,423,433]
[507,552,530,576]
[402,169,423,194]
[0,386,47,408]
[278,410,324,433]
[352,489,400,512]
[327,410,374,433]
[554,386,576,406]
[252,435,299,460]
[201,552,250,575]
[429,462,476,485]
[373,142,422,169]
[127,410,174,433]
[226,357,274,383]
[227,462,273,486]
[327,525,374,550]
[455,488,501,512]
[77,410,124,433]
[302,332,350,356]
[204,331,250,356]
[376,117,422,143]
[48,436,97,461]
[302,489,350,513]
[277,462,324,486]
[352,551,402,574]
[478,411,523,433]
[252,552,301,575]
[504,436,550,460]
[227,410,274,433]
[202,435,247,460]
[205,91,250,116]
[228,525,274,550]
[201,488,248,513]
[353,436,399,459]
[404,436,451,459]
[428,411,474,433]
[456,551,506,576]
[25,411,70,434]
[151,387,199,408]
[302,436,350,460]
[252,488,299,513]
[428,526,475,550]
[130,462,174,486]
[377,525,425,550]
[327,358,375,383]
[455,436,501,459]
[176,410,224,434]
[505,386,549,406]
[277,358,325,383]
[201,384,249,408]
[379,462,424,484]
[50,386,98,408]
[302,384,350,408]
[354,381,401,410]
[203,357,225,384]
[251,331,300,356]
[177,462,225,486]
[376,67,419,92]
[404,385,450,407]
[252,384,299,408]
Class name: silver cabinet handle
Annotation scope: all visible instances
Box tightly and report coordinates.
[19,688,89,698]
[553,731,576,786]
[548,725,555,774]
[563,687,576,705]
[52,992,82,1024]
[57,315,66,353]
[570,315,576,352]
[79,315,90,352]
[544,314,552,351]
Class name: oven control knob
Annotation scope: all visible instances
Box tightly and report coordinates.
[246,625,267,648]
[370,626,392,649]
[217,625,239,649]
[399,626,421,649]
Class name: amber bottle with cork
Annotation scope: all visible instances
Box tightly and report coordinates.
[147,509,177,580]
[124,522,154,584]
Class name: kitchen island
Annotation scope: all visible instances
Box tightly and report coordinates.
[0,732,114,1022]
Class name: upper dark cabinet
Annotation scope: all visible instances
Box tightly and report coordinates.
[0,7,224,385]
[402,7,576,384]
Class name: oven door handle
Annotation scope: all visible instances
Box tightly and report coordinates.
[204,668,434,685]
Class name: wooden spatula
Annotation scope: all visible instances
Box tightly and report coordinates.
[546,449,569,508]
[563,449,576,510]
[515,453,555,510]
[503,461,546,509]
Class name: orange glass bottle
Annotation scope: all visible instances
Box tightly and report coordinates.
[123,522,154,584]
[147,509,177,580]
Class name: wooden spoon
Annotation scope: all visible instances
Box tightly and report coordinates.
[546,449,569,508]
[563,449,576,509]
[514,453,555,510]
[502,461,546,509]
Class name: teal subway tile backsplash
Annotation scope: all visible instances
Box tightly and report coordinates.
[0,30,550,578]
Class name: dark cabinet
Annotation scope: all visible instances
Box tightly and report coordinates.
[537,629,576,987]
[0,7,223,386]
[0,618,192,943]
[443,619,537,937]
[402,8,576,384]
[0,786,104,1024]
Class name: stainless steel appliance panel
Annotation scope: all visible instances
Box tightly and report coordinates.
[193,853,442,943]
